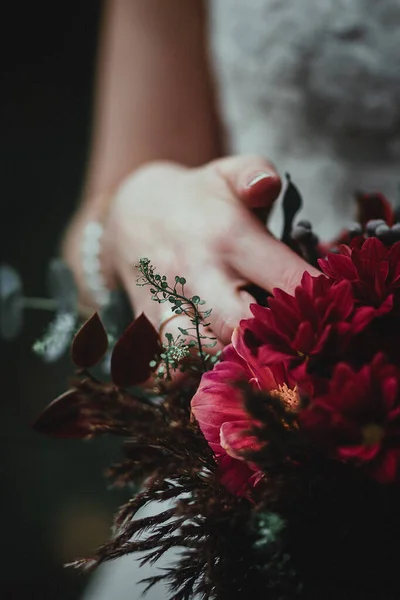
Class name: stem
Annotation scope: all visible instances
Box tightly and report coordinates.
[23,297,93,318]
[186,301,207,373]
[22,297,58,311]
[137,260,209,372]
[155,283,207,373]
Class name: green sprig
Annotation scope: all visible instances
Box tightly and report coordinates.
[136,258,219,376]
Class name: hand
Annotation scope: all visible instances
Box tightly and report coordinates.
[103,155,319,347]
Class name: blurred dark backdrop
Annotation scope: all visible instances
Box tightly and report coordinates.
[2,2,127,598]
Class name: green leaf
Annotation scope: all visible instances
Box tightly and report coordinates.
[191,295,200,304]
[178,327,189,335]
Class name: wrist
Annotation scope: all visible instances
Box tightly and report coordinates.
[62,160,187,307]
[61,202,117,309]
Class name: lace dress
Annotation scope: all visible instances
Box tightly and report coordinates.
[209,0,400,238]
[84,2,400,599]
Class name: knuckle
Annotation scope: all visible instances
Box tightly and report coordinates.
[245,152,270,164]
[223,211,243,241]
[207,210,240,254]
[250,153,278,171]
[214,211,254,259]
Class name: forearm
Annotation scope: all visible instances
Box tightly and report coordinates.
[63,0,223,303]
[80,0,222,215]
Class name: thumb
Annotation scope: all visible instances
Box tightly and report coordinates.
[214,154,282,211]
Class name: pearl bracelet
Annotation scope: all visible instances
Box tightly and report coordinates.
[81,221,111,307]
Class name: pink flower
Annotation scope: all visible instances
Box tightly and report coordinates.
[191,332,296,497]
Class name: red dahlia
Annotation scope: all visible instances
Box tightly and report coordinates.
[299,354,400,483]
[241,272,354,368]
[319,238,400,309]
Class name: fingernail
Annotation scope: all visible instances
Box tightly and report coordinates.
[246,172,274,188]
[244,171,282,207]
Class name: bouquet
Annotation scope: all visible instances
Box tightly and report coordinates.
[33,179,400,600]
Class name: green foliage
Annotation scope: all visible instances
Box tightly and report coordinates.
[254,512,286,550]
[252,512,302,598]
[136,258,221,379]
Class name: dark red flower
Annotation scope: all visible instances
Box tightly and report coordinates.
[299,354,400,483]
[355,191,395,228]
[241,273,355,369]
[319,238,400,309]
[342,312,400,370]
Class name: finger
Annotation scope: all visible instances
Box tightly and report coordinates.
[122,267,160,324]
[208,289,256,345]
[227,212,320,295]
[213,154,282,209]
[190,266,255,346]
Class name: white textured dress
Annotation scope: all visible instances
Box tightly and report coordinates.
[84,2,400,599]
[210,0,400,238]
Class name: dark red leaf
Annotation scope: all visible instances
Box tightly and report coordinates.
[71,312,108,368]
[32,389,92,438]
[111,313,161,387]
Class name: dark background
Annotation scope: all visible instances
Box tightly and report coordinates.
[2,2,127,598]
